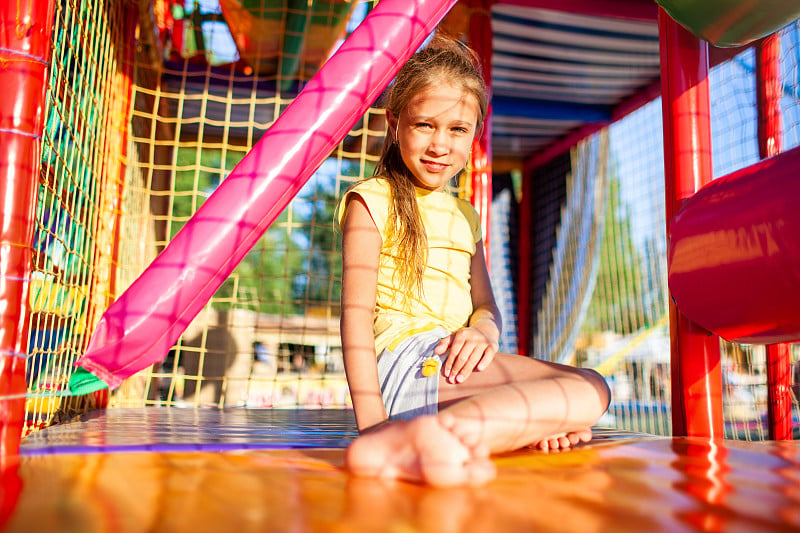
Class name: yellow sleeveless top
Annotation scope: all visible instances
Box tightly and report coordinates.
[338,178,482,355]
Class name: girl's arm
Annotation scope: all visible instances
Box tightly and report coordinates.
[340,195,387,432]
[439,239,502,383]
[468,240,502,340]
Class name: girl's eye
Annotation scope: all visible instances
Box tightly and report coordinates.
[415,122,433,129]
[453,127,469,134]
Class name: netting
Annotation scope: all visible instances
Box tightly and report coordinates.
[588,99,671,436]
[533,131,610,366]
[112,0,375,409]
[24,0,134,432]
[489,171,520,354]
[530,24,800,438]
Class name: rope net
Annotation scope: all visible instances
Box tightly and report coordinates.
[530,24,800,438]
[24,0,134,432]
[113,0,376,409]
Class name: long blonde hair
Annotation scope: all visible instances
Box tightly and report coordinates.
[374,34,488,298]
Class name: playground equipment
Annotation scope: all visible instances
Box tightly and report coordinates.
[71,0,459,392]
[656,0,800,46]
[1,0,797,436]
[1,0,799,529]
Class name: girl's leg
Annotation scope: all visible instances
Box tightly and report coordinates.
[345,354,609,485]
[437,353,610,453]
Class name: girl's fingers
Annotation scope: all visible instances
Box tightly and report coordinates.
[453,347,487,383]
[443,334,468,378]
[439,335,455,376]
[447,346,471,382]
[441,328,496,382]
[447,350,470,382]
[434,335,452,355]
[475,346,497,371]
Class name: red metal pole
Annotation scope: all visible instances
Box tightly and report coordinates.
[658,9,723,438]
[0,0,55,460]
[756,33,792,441]
[468,0,492,266]
[766,343,793,440]
[756,34,783,159]
[0,459,22,530]
[517,173,533,356]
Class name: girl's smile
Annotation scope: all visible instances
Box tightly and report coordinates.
[389,82,481,191]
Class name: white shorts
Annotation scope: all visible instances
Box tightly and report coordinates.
[377,327,450,420]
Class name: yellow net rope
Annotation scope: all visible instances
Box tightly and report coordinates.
[113,0,376,409]
[24,0,134,432]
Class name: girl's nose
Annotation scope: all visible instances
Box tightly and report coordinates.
[428,129,449,153]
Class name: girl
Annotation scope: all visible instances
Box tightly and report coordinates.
[338,35,610,487]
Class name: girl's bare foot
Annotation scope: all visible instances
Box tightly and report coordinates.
[534,429,593,452]
[345,414,496,487]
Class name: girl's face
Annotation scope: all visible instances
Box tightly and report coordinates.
[390,82,481,192]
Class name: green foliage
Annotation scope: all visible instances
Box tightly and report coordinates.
[290,157,369,309]
[169,148,361,316]
[583,174,650,335]
[293,184,342,307]
[233,222,306,314]
[170,147,246,239]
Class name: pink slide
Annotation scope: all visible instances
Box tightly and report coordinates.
[75,0,458,390]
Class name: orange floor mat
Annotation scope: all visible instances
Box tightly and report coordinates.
[3,408,799,532]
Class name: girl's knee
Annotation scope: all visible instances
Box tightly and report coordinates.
[580,368,611,406]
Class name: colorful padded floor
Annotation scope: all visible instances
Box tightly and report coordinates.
[3,408,800,532]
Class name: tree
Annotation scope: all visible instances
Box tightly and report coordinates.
[170,146,305,314]
[230,221,305,315]
[583,174,649,335]
[169,150,369,316]
[290,158,353,309]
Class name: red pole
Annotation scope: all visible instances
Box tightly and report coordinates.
[468,0,492,266]
[756,34,783,159]
[0,0,56,460]
[0,459,22,530]
[517,173,533,356]
[756,33,792,441]
[658,9,723,438]
[766,343,793,440]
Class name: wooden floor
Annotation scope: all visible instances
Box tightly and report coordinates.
[3,408,800,532]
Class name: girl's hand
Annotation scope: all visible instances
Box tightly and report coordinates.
[435,326,499,384]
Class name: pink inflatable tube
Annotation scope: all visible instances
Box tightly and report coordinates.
[668,146,800,345]
[76,0,458,389]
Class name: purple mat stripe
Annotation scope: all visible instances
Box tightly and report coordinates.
[19,442,344,456]
[20,407,648,457]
